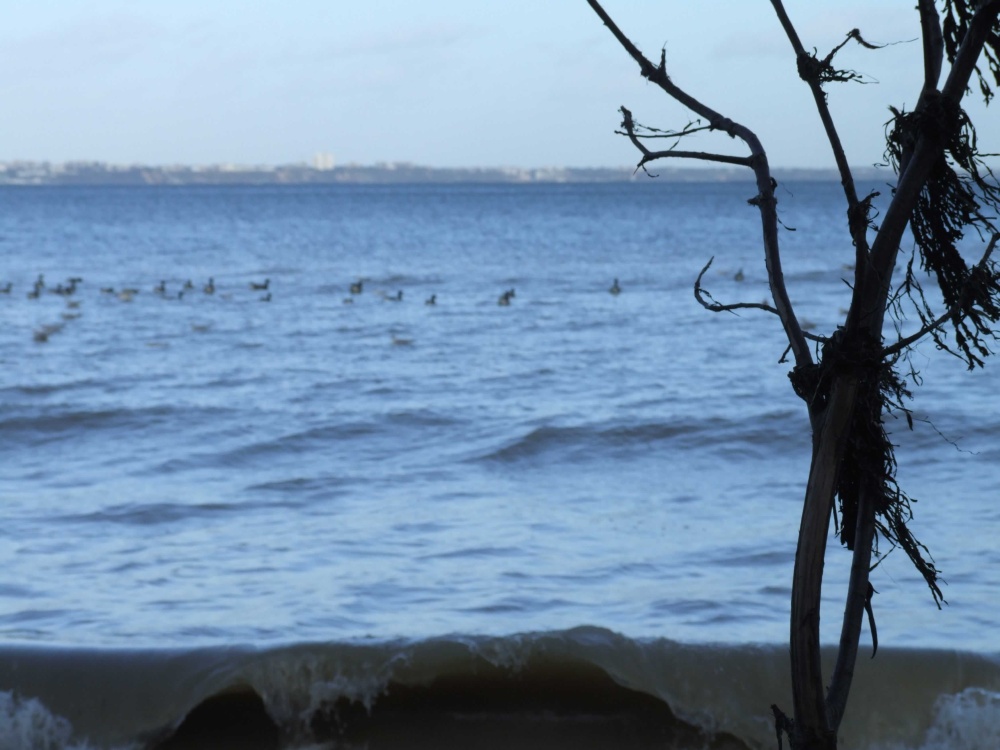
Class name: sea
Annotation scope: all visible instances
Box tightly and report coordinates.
[0,180,998,750]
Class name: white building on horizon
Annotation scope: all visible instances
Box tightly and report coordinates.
[312,152,335,171]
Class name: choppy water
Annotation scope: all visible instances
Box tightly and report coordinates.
[1,181,998,749]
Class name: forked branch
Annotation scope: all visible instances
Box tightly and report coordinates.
[619,107,753,171]
[695,257,779,315]
[695,258,827,343]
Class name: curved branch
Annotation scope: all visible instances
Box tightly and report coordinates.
[587,0,813,370]
[825,480,877,732]
[694,258,827,341]
[695,257,779,314]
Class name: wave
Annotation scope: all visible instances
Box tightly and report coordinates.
[473,412,804,465]
[2,628,997,750]
[151,409,461,473]
[0,405,175,432]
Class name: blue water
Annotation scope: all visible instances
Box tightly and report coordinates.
[1,180,998,656]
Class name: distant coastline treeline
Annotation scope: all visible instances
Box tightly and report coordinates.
[0,160,887,186]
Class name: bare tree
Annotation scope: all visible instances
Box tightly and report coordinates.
[586,2,1000,748]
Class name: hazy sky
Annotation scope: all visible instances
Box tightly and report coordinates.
[0,1,995,168]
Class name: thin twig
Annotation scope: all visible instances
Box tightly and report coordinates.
[695,257,777,314]
[620,107,752,168]
[694,258,827,341]
[638,150,752,168]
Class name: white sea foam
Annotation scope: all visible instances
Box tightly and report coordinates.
[909,687,1000,750]
[0,691,78,750]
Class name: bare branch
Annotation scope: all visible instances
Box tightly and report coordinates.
[636,150,753,169]
[695,257,778,314]
[619,107,752,169]
[882,233,1000,357]
[895,0,946,180]
[625,126,716,140]
[694,258,827,342]
[919,0,944,92]
[619,115,710,140]
[770,0,870,297]
[587,0,814,370]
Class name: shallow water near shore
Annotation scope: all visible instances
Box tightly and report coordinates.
[1,181,999,748]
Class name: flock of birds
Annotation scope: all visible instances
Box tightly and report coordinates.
[6,273,277,343]
[6,273,627,343]
[6,273,273,303]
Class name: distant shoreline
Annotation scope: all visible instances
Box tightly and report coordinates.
[0,161,890,186]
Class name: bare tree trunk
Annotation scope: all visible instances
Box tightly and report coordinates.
[788,377,858,750]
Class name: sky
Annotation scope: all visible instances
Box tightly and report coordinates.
[0,1,996,169]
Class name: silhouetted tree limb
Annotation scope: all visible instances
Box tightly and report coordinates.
[619,107,754,170]
[695,257,779,315]
[920,0,945,94]
[769,0,871,284]
[586,0,814,373]
[694,257,828,342]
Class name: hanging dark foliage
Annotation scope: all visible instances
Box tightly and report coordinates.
[942,0,1000,103]
[815,330,945,607]
[885,91,1000,368]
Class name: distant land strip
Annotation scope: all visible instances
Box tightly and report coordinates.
[0,160,890,186]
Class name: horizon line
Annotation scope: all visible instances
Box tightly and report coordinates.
[0,158,889,173]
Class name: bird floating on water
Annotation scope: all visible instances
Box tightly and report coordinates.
[250,279,269,291]
[498,288,515,306]
[425,294,436,306]
[609,278,621,295]
[204,278,215,294]
[349,280,363,295]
